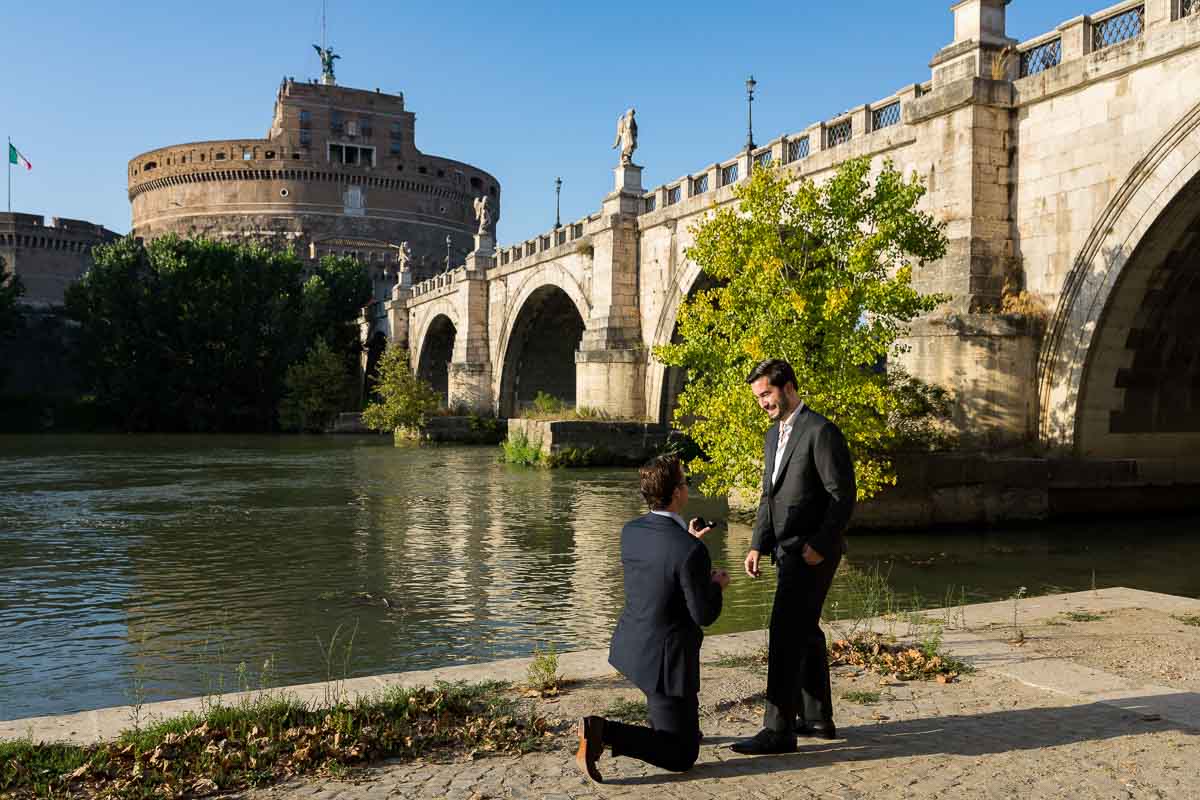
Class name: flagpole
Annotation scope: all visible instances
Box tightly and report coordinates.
[7,136,11,213]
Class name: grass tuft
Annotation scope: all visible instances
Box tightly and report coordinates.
[602,698,649,724]
[841,690,882,705]
[707,648,770,670]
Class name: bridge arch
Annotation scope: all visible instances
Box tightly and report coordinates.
[1039,99,1200,457]
[410,298,461,391]
[362,330,388,402]
[497,270,590,418]
[416,314,456,406]
[647,259,723,425]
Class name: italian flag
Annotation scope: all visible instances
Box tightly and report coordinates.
[8,143,31,171]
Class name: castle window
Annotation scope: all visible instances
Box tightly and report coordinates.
[390,140,402,155]
[243,148,253,161]
[418,166,427,174]
[470,177,482,190]
[331,110,344,135]
[299,110,311,128]
[359,116,373,138]
[328,143,375,168]
[437,169,445,178]
[265,150,276,159]
[299,128,311,146]
[143,161,157,171]
[215,152,226,161]
[390,121,402,139]
[200,154,205,162]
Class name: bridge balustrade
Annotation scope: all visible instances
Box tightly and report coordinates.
[1093,4,1145,50]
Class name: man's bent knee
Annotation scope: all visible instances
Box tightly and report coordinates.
[661,740,700,772]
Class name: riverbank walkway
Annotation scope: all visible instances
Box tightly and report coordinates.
[6,587,1200,798]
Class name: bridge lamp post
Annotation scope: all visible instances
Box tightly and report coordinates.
[745,75,757,155]
[555,176,562,229]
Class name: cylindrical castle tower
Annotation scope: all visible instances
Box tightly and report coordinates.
[127,77,500,295]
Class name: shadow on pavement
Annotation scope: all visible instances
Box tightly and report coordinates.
[604,692,1199,786]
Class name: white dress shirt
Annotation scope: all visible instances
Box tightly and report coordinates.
[650,509,688,531]
[771,403,803,485]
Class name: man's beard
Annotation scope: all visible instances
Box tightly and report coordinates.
[771,395,794,421]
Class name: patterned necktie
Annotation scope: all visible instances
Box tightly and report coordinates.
[773,420,792,483]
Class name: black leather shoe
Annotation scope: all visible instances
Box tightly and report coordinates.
[794,720,838,740]
[576,716,605,783]
[729,728,797,755]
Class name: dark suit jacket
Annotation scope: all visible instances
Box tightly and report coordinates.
[608,513,724,698]
[751,403,856,562]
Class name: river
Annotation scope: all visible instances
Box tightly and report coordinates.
[2,434,1198,721]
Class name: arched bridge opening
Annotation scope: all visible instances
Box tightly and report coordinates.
[417,314,456,407]
[659,273,724,427]
[500,285,586,417]
[362,331,388,405]
[1076,171,1200,458]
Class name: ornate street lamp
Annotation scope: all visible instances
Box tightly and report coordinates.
[555,176,562,229]
[745,74,757,154]
[445,234,452,271]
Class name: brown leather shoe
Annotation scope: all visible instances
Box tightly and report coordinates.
[575,716,605,783]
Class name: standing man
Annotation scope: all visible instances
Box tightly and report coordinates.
[576,454,729,782]
[731,359,856,755]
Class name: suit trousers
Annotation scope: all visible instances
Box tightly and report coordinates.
[602,690,700,773]
[763,548,842,732]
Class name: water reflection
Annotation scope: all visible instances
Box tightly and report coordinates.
[2,435,1200,721]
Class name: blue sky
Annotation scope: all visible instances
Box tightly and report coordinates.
[4,0,1094,245]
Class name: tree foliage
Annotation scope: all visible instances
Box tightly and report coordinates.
[361,345,439,433]
[64,236,370,432]
[0,256,24,342]
[0,257,26,391]
[279,339,356,432]
[654,159,950,500]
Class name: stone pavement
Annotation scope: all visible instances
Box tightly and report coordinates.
[6,588,1200,798]
[240,588,1200,800]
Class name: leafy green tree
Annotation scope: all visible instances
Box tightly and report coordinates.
[361,345,439,433]
[65,238,373,432]
[0,256,23,342]
[301,255,374,359]
[654,159,949,500]
[66,236,309,431]
[279,338,356,432]
[0,256,25,391]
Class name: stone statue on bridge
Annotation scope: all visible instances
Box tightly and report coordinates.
[313,44,340,85]
[391,241,414,299]
[613,108,638,165]
[473,195,493,235]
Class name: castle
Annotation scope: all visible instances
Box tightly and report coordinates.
[0,213,118,308]
[126,71,500,305]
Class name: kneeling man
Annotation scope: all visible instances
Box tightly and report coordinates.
[576,454,729,781]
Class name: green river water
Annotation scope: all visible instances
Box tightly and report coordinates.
[2,434,1198,721]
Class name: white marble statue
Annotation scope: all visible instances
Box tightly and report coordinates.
[613,108,638,165]
[473,195,493,235]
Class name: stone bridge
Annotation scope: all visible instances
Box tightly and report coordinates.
[365,0,1200,460]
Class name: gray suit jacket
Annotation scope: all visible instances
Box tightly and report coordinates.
[751,403,856,561]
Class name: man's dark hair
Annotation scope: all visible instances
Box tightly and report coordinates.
[640,454,685,511]
[746,359,797,391]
